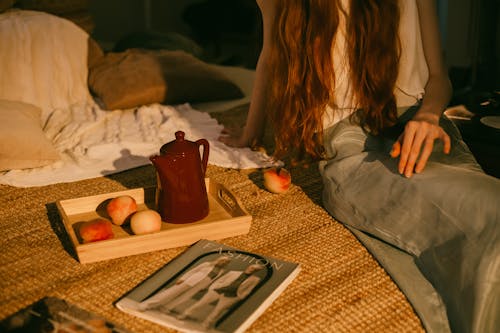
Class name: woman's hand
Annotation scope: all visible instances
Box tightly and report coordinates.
[390,0,453,178]
[218,125,250,148]
[390,113,450,178]
[392,0,453,178]
[218,125,265,151]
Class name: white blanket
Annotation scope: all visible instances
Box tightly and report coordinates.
[0,10,279,187]
[0,102,279,187]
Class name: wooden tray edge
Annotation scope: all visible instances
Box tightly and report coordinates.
[55,178,252,264]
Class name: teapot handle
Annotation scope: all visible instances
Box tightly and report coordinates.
[196,139,210,176]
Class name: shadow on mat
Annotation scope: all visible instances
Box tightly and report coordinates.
[45,202,79,262]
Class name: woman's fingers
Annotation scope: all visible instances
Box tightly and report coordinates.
[392,120,451,177]
[403,123,431,177]
[218,134,240,147]
[390,140,401,158]
[414,130,450,174]
[398,124,417,175]
[218,125,248,148]
[220,125,243,137]
[414,137,435,174]
[442,131,451,154]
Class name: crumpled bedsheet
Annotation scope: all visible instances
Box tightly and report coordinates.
[0,102,279,187]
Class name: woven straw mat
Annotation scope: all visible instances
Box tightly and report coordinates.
[0,104,424,332]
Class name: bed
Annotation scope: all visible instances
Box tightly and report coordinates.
[0,8,451,333]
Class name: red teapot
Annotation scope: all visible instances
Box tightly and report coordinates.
[150,131,209,223]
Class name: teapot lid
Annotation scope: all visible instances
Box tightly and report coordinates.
[160,131,198,155]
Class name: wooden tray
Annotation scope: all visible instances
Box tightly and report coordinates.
[56,179,251,264]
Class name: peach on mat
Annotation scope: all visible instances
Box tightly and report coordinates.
[130,209,162,235]
[78,218,114,243]
[106,195,137,225]
[263,167,292,194]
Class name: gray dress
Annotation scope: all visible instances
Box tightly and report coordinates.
[319,106,499,333]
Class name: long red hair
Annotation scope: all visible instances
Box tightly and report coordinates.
[268,0,401,161]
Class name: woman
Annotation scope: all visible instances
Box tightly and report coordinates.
[137,256,231,312]
[219,1,499,332]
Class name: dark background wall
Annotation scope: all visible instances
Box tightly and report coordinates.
[10,0,497,90]
[87,0,499,91]
[89,0,262,68]
[89,0,196,45]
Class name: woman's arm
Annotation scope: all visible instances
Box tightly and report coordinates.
[391,0,452,177]
[218,0,277,148]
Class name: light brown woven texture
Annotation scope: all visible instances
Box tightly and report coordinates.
[0,105,424,332]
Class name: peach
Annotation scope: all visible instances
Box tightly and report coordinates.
[263,167,292,194]
[130,209,162,235]
[106,195,137,226]
[79,218,114,243]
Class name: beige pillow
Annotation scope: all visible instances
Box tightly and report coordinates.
[0,10,91,124]
[0,100,60,171]
[88,49,244,110]
[155,49,244,104]
[88,49,166,110]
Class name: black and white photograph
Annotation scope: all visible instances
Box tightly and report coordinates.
[116,239,300,333]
